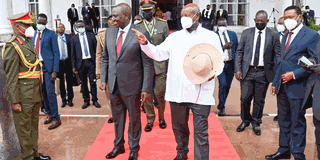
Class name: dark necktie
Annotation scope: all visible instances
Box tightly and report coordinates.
[285,32,294,53]
[205,11,209,18]
[222,31,232,60]
[81,33,89,57]
[35,32,41,55]
[253,31,262,66]
[116,31,124,58]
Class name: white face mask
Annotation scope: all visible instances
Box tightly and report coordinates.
[181,13,197,29]
[37,24,46,31]
[78,28,85,33]
[25,26,35,37]
[277,24,285,32]
[306,9,310,12]
[284,15,300,31]
[218,26,227,32]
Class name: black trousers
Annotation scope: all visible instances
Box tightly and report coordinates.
[78,59,98,102]
[313,81,320,160]
[110,81,141,152]
[57,60,74,102]
[93,19,99,33]
[170,102,211,160]
[70,21,75,33]
[240,67,269,125]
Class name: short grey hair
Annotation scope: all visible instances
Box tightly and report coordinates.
[255,10,268,20]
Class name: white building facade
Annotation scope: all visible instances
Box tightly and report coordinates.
[0,0,319,41]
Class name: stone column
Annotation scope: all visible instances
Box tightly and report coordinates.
[39,0,53,29]
[0,0,13,41]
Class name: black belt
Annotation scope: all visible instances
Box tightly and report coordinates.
[83,58,93,62]
[224,60,233,63]
[249,66,264,69]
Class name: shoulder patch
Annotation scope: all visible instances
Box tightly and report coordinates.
[98,30,106,34]
[16,37,23,45]
[156,18,167,22]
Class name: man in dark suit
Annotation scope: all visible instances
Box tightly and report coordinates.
[67,4,79,33]
[100,3,154,160]
[216,5,228,24]
[71,20,101,109]
[57,23,74,108]
[31,13,61,130]
[301,55,320,160]
[91,3,100,34]
[303,5,315,26]
[216,17,238,116]
[201,4,215,31]
[266,6,320,160]
[81,3,91,26]
[235,10,281,136]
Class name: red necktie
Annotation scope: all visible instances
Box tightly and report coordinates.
[36,32,41,55]
[116,31,124,58]
[285,32,293,53]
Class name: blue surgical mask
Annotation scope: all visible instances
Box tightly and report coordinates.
[37,24,46,31]
[78,28,85,33]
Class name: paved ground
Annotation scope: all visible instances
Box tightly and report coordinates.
[0,78,317,159]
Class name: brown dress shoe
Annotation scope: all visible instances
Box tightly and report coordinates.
[48,120,61,130]
[44,115,53,125]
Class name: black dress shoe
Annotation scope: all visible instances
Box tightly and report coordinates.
[128,152,138,160]
[174,153,188,160]
[159,120,167,129]
[145,123,153,132]
[265,151,291,159]
[34,153,51,160]
[68,101,74,107]
[106,147,125,159]
[61,101,67,108]
[273,116,278,121]
[82,102,90,109]
[236,122,250,132]
[93,101,101,108]
[252,123,261,135]
[218,109,226,116]
[108,117,114,123]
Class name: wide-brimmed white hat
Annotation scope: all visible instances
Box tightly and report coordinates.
[183,43,223,84]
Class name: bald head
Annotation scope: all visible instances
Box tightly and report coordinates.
[112,3,132,29]
[114,3,132,18]
[57,23,65,35]
[182,3,200,15]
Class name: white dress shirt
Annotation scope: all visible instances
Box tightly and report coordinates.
[140,26,224,105]
[58,34,68,60]
[218,30,231,61]
[35,30,43,61]
[250,27,266,66]
[279,32,284,42]
[116,20,132,43]
[79,32,91,59]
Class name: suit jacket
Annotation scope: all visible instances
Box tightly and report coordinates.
[100,25,154,96]
[216,10,228,22]
[57,34,73,65]
[67,8,79,22]
[235,27,281,83]
[82,7,91,22]
[135,18,170,75]
[201,9,215,23]
[216,30,239,60]
[91,7,100,21]
[71,32,97,70]
[31,28,60,73]
[272,25,320,99]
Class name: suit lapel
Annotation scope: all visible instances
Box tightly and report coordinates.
[263,28,271,53]
[110,27,119,61]
[118,25,135,60]
[248,28,255,59]
[284,26,307,58]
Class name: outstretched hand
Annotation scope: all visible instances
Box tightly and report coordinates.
[132,28,147,45]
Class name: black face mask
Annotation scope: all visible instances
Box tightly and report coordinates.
[143,11,153,20]
[256,23,267,30]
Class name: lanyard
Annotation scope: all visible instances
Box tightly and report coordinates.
[59,35,67,44]
[143,19,156,37]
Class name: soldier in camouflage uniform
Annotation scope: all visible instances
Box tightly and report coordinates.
[2,12,51,160]
[136,0,170,132]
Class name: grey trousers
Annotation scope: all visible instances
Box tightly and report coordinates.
[170,102,211,160]
[110,83,141,152]
[0,52,21,160]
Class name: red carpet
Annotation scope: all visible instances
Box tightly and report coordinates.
[84,102,240,160]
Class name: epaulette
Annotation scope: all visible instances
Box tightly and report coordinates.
[8,36,16,43]
[135,20,143,24]
[16,37,23,45]
[156,18,167,22]
[98,30,106,34]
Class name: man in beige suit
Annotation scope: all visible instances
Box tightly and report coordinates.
[97,15,117,123]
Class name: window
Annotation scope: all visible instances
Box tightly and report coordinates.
[79,0,116,28]
[210,0,249,26]
[28,0,39,16]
